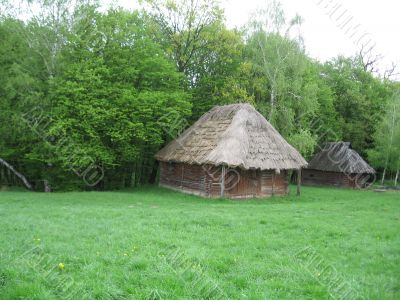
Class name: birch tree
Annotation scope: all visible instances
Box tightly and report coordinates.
[246,0,305,125]
[368,88,400,185]
[3,0,96,78]
[244,1,324,158]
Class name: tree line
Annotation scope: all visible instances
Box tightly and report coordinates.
[0,0,399,190]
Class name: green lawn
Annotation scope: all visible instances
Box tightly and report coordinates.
[0,186,399,299]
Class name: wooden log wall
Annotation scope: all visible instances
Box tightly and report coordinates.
[222,169,259,198]
[302,169,360,188]
[260,170,288,196]
[159,162,208,196]
[159,162,290,198]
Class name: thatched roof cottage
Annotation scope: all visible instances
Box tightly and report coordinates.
[155,103,307,198]
[302,142,375,188]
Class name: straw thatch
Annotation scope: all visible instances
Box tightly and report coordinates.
[155,103,307,170]
[307,142,375,174]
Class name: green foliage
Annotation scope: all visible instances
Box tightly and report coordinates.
[243,24,335,158]
[0,18,50,188]
[145,0,247,120]
[0,0,397,189]
[368,87,400,173]
[48,8,191,188]
[0,5,191,190]
[321,56,390,155]
[287,129,317,160]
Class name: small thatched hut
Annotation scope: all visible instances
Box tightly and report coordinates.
[155,103,307,198]
[302,142,375,188]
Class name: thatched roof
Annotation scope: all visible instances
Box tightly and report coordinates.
[155,103,307,170]
[307,142,375,174]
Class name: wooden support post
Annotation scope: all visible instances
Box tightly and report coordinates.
[220,165,225,197]
[272,172,275,196]
[181,164,184,189]
[297,168,302,196]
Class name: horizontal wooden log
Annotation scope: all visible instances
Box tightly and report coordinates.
[302,169,358,188]
[159,162,290,198]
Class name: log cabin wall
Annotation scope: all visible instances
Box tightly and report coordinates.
[159,162,290,198]
[302,169,361,188]
[159,162,208,196]
[221,168,260,199]
[260,170,288,196]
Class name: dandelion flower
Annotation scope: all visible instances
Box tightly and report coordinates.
[58,263,65,270]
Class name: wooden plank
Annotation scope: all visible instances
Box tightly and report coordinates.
[297,168,301,196]
[220,165,225,197]
[302,169,357,188]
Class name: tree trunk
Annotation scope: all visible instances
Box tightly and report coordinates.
[395,169,399,187]
[149,160,159,184]
[269,89,275,121]
[381,167,386,185]
[0,158,32,190]
[44,180,52,192]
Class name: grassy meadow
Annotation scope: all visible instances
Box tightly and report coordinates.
[0,186,399,299]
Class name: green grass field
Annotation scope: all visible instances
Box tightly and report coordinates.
[0,186,399,299]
